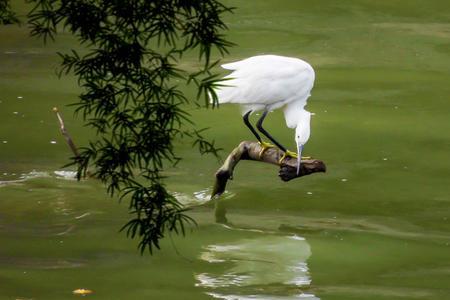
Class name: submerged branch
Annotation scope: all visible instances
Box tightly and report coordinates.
[53,107,80,158]
[211,141,326,199]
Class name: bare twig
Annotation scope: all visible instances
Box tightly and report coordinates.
[52,107,79,158]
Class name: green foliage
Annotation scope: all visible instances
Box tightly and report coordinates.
[27,0,233,254]
[0,0,19,24]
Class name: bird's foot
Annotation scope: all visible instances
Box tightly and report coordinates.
[278,150,297,164]
[258,141,275,158]
[278,151,312,164]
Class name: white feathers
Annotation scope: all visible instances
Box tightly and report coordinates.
[295,111,312,145]
[214,54,316,162]
[214,55,315,118]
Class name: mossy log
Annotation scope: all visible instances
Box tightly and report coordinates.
[211,141,326,199]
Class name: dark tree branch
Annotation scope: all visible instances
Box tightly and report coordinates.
[211,141,326,199]
[29,0,235,254]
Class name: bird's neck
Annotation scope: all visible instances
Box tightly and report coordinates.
[296,112,311,143]
[297,110,311,127]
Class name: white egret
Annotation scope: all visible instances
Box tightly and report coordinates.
[213,54,315,174]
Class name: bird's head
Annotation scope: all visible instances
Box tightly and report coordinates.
[295,111,314,175]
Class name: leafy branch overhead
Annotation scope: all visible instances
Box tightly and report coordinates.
[0,0,19,24]
[27,0,234,254]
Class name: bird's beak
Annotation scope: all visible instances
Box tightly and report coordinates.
[311,112,316,116]
[296,142,303,175]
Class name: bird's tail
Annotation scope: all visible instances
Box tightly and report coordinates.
[208,77,236,105]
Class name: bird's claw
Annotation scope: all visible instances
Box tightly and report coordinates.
[278,150,296,164]
[278,150,311,164]
[258,141,275,158]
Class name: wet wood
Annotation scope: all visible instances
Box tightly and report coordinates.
[53,107,80,158]
[211,141,326,199]
[52,107,94,178]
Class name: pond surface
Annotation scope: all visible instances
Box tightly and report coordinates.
[1,1,449,299]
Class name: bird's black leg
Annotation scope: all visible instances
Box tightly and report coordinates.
[243,110,262,142]
[256,110,288,152]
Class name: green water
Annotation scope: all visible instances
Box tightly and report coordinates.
[1,1,450,299]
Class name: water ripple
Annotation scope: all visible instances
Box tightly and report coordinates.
[0,170,77,186]
[195,235,318,299]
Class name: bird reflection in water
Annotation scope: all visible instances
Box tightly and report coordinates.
[195,235,319,299]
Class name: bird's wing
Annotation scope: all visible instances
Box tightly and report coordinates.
[221,56,258,70]
[221,61,241,70]
[216,55,314,108]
